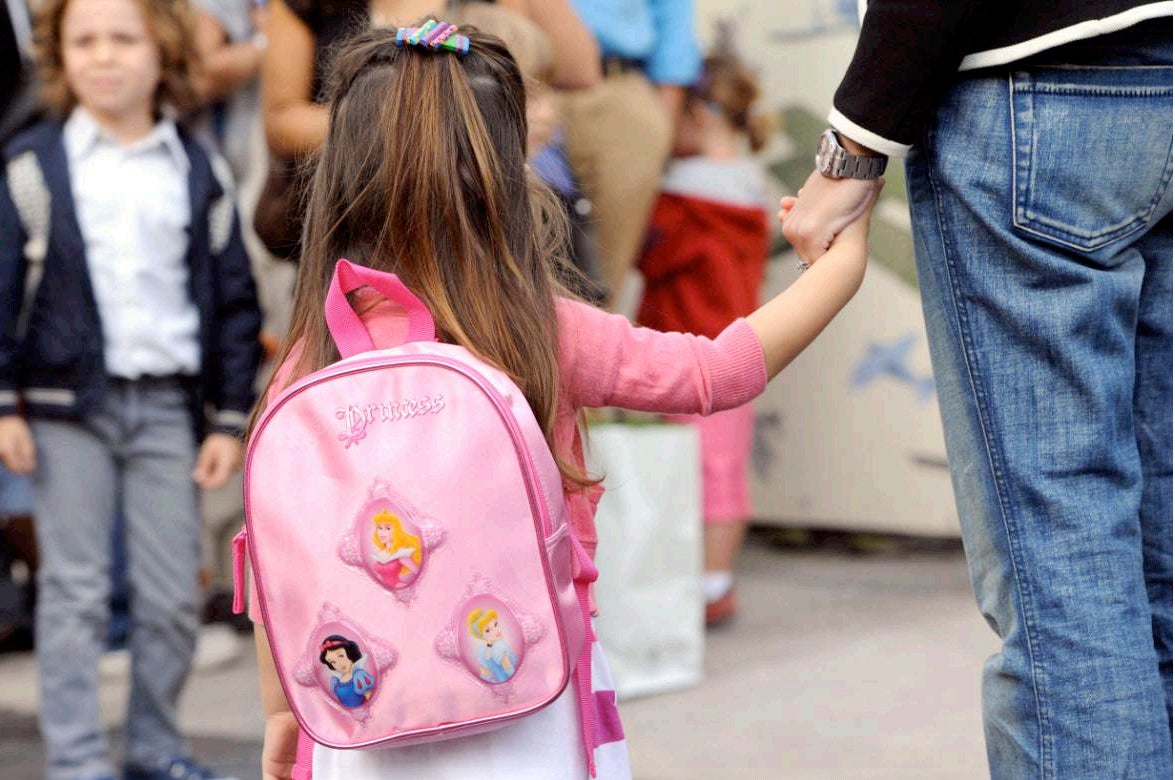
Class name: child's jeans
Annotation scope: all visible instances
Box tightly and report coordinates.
[31,377,202,780]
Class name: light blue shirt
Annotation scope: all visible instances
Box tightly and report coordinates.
[64,108,201,379]
[570,0,701,85]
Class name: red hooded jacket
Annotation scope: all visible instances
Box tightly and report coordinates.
[636,191,769,339]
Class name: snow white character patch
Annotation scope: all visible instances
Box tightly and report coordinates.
[293,603,396,723]
[339,480,444,602]
[320,634,375,708]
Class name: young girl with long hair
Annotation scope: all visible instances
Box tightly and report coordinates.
[250,21,879,780]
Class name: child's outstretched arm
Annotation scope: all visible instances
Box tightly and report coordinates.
[747,188,879,379]
[256,628,299,780]
[558,189,877,417]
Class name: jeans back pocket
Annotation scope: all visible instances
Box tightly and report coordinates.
[1010,65,1172,254]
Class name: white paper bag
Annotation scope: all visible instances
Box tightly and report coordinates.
[588,422,703,700]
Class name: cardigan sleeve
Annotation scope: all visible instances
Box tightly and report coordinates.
[830,0,995,158]
[0,166,27,417]
[556,297,767,415]
[207,197,263,436]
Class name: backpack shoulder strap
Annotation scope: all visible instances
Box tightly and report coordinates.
[5,150,50,340]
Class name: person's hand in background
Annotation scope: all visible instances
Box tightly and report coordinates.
[192,432,243,490]
[0,416,35,475]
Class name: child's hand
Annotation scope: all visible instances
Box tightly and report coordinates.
[192,432,243,489]
[778,180,882,267]
[0,415,35,475]
[261,711,299,780]
[748,181,882,380]
[781,171,883,265]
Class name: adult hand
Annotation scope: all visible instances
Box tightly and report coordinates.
[782,170,883,265]
[192,432,243,490]
[0,415,35,475]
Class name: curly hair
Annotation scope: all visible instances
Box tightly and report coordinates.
[33,0,200,118]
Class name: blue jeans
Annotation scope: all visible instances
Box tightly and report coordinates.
[905,49,1172,779]
[32,379,202,779]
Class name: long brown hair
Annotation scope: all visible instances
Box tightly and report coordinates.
[254,24,591,485]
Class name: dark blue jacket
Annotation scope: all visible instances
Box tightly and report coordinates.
[0,119,262,438]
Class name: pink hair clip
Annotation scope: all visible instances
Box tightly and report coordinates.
[395,18,469,55]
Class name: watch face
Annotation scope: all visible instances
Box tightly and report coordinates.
[815,130,839,174]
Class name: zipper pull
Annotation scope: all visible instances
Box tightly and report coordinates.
[231,527,248,614]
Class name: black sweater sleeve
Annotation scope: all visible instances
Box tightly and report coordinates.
[831,0,1003,156]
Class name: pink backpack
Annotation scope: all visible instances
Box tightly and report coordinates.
[233,260,598,775]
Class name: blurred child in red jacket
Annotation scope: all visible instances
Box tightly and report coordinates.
[637,50,772,627]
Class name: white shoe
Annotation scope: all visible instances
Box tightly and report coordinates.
[191,624,242,673]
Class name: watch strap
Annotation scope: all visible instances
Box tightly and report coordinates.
[832,153,887,180]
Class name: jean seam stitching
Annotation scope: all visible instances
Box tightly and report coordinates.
[929,77,1052,779]
[1021,85,1173,97]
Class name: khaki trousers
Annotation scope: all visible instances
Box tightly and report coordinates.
[561,71,672,305]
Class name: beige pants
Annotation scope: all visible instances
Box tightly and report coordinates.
[561,71,673,305]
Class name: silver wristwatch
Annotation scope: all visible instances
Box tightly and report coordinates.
[815,129,887,180]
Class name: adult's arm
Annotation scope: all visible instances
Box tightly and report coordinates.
[191,10,264,104]
[262,0,329,158]
[501,0,601,88]
[830,0,992,157]
[783,0,991,263]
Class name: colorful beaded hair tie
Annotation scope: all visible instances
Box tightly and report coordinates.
[395,18,469,55]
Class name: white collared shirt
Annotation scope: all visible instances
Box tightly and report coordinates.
[64,108,201,379]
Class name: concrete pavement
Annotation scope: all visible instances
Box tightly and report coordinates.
[0,532,998,779]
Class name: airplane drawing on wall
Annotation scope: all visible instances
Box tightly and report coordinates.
[851,334,936,402]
